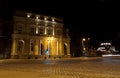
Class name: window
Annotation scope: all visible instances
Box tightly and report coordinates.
[30,27,35,35]
[39,27,44,35]
[56,29,62,35]
[17,41,23,52]
[17,23,23,34]
[47,27,52,35]
[17,26,22,34]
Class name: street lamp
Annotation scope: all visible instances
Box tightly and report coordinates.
[27,13,31,59]
[82,38,86,56]
[82,38,91,56]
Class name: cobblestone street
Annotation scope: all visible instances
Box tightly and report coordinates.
[0,57,120,78]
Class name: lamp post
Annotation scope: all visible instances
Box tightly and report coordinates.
[82,38,86,56]
[82,38,90,56]
[27,13,31,59]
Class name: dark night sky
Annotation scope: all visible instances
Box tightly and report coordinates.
[1,0,120,48]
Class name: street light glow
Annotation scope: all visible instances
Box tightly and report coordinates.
[27,13,31,18]
[82,38,86,41]
[83,48,86,50]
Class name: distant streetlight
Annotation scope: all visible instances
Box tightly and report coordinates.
[82,38,86,56]
[82,38,90,56]
[82,38,86,41]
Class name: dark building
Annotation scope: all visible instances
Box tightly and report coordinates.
[0,19,13,58]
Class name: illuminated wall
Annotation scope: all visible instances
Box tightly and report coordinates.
[11,11,70,59]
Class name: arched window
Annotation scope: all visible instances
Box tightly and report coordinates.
[17,40,24,53]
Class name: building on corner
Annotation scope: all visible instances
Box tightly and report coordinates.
[11,11,71,59]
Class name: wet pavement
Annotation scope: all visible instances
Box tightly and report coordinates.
[0,56,120,78]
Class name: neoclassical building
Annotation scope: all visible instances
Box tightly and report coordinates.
[11,11,70,59]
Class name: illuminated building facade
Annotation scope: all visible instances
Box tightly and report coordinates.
[11,11,70,59]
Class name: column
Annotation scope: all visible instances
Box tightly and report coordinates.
[44,24,47,35]
[53,24,55,36]
[35,39,39,56]
[11,39,17,58]
[39,40,41,55]
[57,40,59,55]
[48,40,50,55]
[36,26,39,34]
